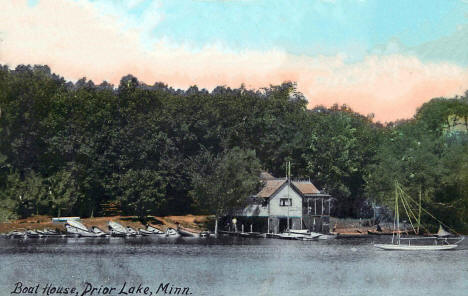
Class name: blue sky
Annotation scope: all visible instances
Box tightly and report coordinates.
[8,0,467,121]
[71,0,468,65]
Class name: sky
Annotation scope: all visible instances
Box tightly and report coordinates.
[1,0,468,122]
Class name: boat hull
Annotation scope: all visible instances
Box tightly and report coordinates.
[374,244,458,251]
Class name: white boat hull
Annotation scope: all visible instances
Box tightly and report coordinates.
[318,234,337,240]
[374,244,458,251]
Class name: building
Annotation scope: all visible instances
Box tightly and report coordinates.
[237,172,333,234]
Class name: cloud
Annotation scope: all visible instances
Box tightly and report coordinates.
[1,0,468,122]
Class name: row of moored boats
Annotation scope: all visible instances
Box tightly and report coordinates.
[3,220,203,239]
[219,229,336,240]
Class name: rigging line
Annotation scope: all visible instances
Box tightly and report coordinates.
[400,189,429,234]
[398,187,417,234]
[397,185,436,235]
[397,185,420,229]
[395,182,435,235]
[397,183,462,236]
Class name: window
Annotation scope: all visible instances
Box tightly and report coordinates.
[280,198,292,207]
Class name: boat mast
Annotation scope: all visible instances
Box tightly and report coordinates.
[396,183,400,244]
[287,161,291,231]
[417,185,422,235]
[392,181,398,244]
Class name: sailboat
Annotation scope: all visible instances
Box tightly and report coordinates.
[374,182,464,251]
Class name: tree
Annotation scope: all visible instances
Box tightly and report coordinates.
[303,106,382,217]
[190,147,262,235]
[47,169,82,217]
[116,169,167,220]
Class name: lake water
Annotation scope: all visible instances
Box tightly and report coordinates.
[0,236,467,296]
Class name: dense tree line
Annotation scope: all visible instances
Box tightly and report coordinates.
[0,65,467,231]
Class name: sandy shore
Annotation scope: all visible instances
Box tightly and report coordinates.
[0,215,211,234]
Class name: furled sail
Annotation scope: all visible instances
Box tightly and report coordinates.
[435,225,451,237]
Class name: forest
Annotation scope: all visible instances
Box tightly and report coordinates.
[0,65,467,231]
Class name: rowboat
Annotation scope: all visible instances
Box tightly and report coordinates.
[91,226,108,237]
[146,225,166,236]
[108,221,128,237]
[126,226,138,236]
[165,228,181,238]
[65,221,102,237]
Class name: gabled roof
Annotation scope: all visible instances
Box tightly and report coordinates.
[292,182,320,195]
[256,179,286,198]
[256,172,325,199]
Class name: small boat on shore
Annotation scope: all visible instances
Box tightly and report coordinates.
[147,225,163,233]
[26,230,43,238]
[266,231,321,240]
[7,230,26,239]
[289,229,323,240]
[126,226,138,236]
[178,228,199,237]
[199,231,213,238]
[165,228,181,238]
[35,228,61,237]
[66,221,102,237]
[138,228,153,236]
[91,226,108,237]
[108,221,128,237]
[146,225,166,236]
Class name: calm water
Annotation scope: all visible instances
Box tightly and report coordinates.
[0,236,467,296]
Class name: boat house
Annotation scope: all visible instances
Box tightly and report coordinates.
[236,172,333,234]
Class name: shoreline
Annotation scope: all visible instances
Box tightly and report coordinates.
[3,215,464,236]
[0,215,210,235]
[0,215,391,236]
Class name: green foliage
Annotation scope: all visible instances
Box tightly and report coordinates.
[115,169,167,219]
[0,64,467,231]
[303,105,383,217]
[190,147,262,217]
[366,95,468,231]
